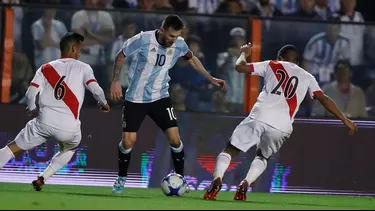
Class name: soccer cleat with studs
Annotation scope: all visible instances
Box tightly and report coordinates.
[234,180,249,201]
[32,176,45,191]
[203,177,222,200]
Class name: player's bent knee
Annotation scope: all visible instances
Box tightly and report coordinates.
[256,148,270,161]
[223,142,241,157]
[122,132,137,149]
[7,141,25,156]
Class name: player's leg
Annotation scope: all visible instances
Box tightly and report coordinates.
[203,142,240,200]
[0,142,22,169]
[112,101,147,194]
[234,122,289,201]
[233,149,267,201]
[164,127,184,175]
[148,98,184,176]
[204,117,263,200]
[32,130,82,191]
[0,119,47,169]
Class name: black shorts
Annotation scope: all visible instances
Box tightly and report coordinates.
[122,97,178,132]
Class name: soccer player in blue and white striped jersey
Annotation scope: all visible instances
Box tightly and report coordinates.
[302,16,350,85]
[110,14,227,194]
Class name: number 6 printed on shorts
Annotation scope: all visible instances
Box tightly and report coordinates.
[166,107,177,121]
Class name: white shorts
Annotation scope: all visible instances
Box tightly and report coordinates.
[230,117,290,158]
[14,119,81,151]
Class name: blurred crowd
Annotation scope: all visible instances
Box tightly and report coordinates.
[3,0,375,119]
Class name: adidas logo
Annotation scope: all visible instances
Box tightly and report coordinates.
[151,48,156,52]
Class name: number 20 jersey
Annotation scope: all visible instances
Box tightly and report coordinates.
[29,58,98,132]
[248,60,323,134]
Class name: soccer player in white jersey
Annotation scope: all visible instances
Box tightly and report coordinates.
[203,44,358,201]
[0,32,109,191]
[110,15,227,194]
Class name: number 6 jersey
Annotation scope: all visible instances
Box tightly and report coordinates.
[248,60,323,134]
[26,57,107,132]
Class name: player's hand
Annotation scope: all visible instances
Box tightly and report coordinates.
[100,104,110,113]
[26,107,39,118]
[343,118,358,135]
[210,77,227,91]
[111,81,123,101]
[240,42,252,57]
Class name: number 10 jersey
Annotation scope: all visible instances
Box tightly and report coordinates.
[121,30,191,104]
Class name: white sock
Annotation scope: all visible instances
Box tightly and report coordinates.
[245,156,267,185]
[213,152,231,180]
[39,150,75,181]
[0,146,15,169]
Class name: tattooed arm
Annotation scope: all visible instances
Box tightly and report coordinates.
[111,51,126,82]
[110,51,125,100]
[110,33,141,100]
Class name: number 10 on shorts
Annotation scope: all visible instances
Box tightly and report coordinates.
[166,107,177,121]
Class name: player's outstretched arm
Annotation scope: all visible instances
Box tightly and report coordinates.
[235,43,255,74]
[314,92,358,135]
[235,52,252,73]
[86,82,108,110]
[188,56,227,91]
[110,51,126,100]
[84,65,110,112]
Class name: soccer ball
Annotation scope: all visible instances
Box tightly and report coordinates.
[160,173,188,197]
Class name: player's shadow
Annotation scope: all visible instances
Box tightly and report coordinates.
[63,192,151,199]
[4,188,151,199]
[242,200,333,208]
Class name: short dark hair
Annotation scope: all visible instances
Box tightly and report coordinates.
[186,35,202,47]
[277,44,300,64]
[161,15,185,31]
[121,17,136,26]
[334,59,352,74]
[60,32,84,53]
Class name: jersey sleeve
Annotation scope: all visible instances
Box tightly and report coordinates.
[122,33,142,57]
[308,75,324,99]
[83,65,107,106]
[249,61,269,77]
[30,68,44,89]
[83,65,98,87]
[179,39,193,60]
[26,68,44,110]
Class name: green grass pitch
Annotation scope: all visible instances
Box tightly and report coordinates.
[0,183,374,210]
